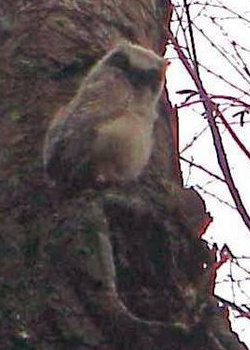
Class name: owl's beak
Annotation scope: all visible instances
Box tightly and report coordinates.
[163,58,171,70]
[160,58,170,80]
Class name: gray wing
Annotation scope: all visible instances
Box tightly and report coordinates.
[44,70,131,188]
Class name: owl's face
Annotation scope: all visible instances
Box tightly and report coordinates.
[104,43,169,96]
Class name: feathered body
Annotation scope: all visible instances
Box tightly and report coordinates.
[43,43,168,190]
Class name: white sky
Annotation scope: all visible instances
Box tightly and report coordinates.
[166,0,250,347]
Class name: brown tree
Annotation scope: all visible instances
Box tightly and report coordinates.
[0,0,246,349]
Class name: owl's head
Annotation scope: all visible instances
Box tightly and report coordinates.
[102,42,169,97]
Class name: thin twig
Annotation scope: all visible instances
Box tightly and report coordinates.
[181,125,209,152]
[195,185,236,210]
[199,62,250,98]
[192,22,250,85]
[178,97,250,160]
[214,106,250,161]
[180,156,226,183]
[210,95,250,110]
[183,0,200,76]
[215,295,250,320]
[167,30,250,231]
[178,96,250,110]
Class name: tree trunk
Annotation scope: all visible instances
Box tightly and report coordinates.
[0,0,246,349]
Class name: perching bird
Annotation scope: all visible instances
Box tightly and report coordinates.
[43,42,169,191]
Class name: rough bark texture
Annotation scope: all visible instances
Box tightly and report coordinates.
[0,1,246,349]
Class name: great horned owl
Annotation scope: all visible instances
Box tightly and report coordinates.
[43,42,169,191]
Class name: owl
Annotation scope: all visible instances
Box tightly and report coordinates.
[43,42,169,191]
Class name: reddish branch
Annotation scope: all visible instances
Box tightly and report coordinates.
[214,106,250,161]
[178,97,250,161]
[210,95,250,109]
[178,95,250,111]
[167,30,250,232]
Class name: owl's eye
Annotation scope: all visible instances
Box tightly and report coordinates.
[108,51,130,70]
[125,67,160,91]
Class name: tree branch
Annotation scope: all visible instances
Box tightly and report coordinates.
[180,156,226,183]
[167,30,250,232]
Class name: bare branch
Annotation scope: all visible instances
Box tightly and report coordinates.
[167,30,250,231]
[180,156,226,183]
[210,95,250,110]
[195,184,236,210]
[214,106,250,161]
[180,125,209,152]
